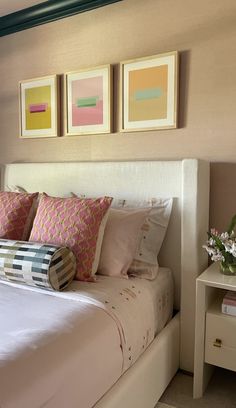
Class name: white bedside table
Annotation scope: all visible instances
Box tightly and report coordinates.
[193,262,236,398]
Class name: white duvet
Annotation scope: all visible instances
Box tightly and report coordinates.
[0,273,164,408]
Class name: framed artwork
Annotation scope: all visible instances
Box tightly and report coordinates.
[120,51,178,132]
[19,75,59,138]
[64,65,112,136]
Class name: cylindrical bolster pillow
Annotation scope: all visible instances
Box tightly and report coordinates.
[0,239,76,291]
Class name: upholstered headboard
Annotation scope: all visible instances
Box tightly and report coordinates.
[0,159,209,372]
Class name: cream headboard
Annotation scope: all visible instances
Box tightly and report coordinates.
[0,159,209,372]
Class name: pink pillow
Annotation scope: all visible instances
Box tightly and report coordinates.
[98,208,150,278]
[29,194,112,281]
[0,191,38,240]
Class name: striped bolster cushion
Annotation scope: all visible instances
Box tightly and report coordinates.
[0,239,76,291]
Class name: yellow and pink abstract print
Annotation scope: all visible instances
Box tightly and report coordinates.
[128,65,168,122]
[71,76,103,126]
[25,85,51,130]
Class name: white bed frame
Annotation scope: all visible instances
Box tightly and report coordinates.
[1,159,209,407]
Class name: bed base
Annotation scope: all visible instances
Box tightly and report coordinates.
[94,313,179,408]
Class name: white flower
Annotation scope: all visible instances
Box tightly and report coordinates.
[208,237,215,246]
[220,232,229,241]
[203,223,236,264]
[230,243,236,257]
[203,244,225,262]
[211,253,225,262]
[223,240,236,257]
[202,245,214,255]
[223,241,233,252]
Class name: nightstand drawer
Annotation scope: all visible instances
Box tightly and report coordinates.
[205,308,236,371]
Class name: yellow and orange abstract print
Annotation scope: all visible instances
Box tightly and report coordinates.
[25,85,51,130]
[128,65,168,122]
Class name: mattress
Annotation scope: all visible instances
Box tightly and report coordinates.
[0,267,173,408]
[147,267,174,334]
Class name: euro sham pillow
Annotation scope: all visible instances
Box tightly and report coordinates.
[0,191,38,240]
[29,194,112,281]
[121,198,172,279]
[122,198,173,262]
[0,239,76,291]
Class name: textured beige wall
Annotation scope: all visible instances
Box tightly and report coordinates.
[0,0,236,229]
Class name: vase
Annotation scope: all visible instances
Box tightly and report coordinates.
[220,261,236,276]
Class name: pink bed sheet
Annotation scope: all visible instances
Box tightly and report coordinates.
[0,268,172,408]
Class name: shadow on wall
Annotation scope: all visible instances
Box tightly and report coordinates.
[210,163,236,232]
[178,50,191,129]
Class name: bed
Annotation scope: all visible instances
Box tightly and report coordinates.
[0,159,209,408]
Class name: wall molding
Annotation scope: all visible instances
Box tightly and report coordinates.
[0,0,122,37]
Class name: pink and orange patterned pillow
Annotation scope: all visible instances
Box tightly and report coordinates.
[0,191,38,240]
[29,194,112,281]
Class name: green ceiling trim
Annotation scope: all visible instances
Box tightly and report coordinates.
[0,0,123,37]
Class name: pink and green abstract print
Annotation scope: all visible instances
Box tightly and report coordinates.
[72,76,103,126]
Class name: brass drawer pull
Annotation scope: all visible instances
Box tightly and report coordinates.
[213,338,222,348]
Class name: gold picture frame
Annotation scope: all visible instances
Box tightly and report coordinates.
[64,65,112,136]
[120,51,179,132]
[19,75,59,139]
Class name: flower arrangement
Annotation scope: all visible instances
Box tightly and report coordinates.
[203,214,236,275]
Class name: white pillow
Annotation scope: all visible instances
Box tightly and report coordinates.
[6,185,27,193]
[120,198,173,265]
[112,198,173,280]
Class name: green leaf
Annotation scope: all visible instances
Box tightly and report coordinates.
[227,214,236,234]
[229,264,236,273]
[211,234,224,250]
[222,251,234,264]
